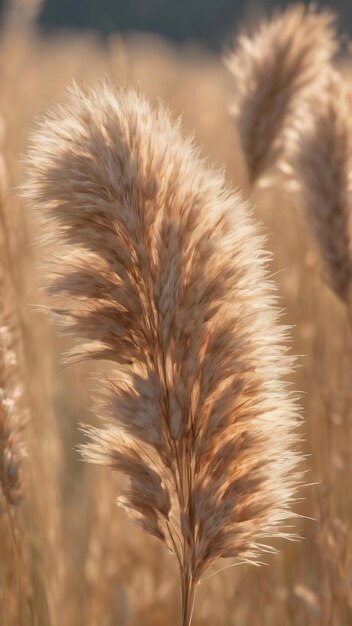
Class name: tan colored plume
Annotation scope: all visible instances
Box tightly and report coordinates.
[288,71,352,304]
[0,156,25,510]
[24,82,302,626]
[0,111,29,626]
[0,302,25,508]
[225,4,337,187]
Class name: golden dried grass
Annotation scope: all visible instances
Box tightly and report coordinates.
[0,13,350,626]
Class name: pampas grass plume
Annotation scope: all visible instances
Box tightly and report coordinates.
[288,71,352,304]
[0,165,25,509]
[225,4,337,187]
[24,82,302,625]
[0,283,25,508]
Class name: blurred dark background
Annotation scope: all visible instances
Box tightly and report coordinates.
[2,0,351,48]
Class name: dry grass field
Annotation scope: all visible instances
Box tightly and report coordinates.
[1,4,352,625]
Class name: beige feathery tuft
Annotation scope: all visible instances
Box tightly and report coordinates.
[225,4,337,187]
[287,71,352,304]
[0,319,24,508]
[24,82,302,626]
[0,162,25,510]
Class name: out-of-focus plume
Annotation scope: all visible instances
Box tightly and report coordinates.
[0,135,25,510]
[225,4,337,187]
[287,71,352,304]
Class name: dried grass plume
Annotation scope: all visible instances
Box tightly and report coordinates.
[225,4,337,187]
[24,82,302,625]
[287,71,352,304]
[0,169,25,510]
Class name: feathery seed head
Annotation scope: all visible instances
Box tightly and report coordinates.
[24,82,302,616]
[288,71,352,302]
[0,269,25,508]
[225,4,337,186]
[0,141,25,509]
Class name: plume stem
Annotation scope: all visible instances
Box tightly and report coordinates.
[180,451,197,626]
[181,566,197,626]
